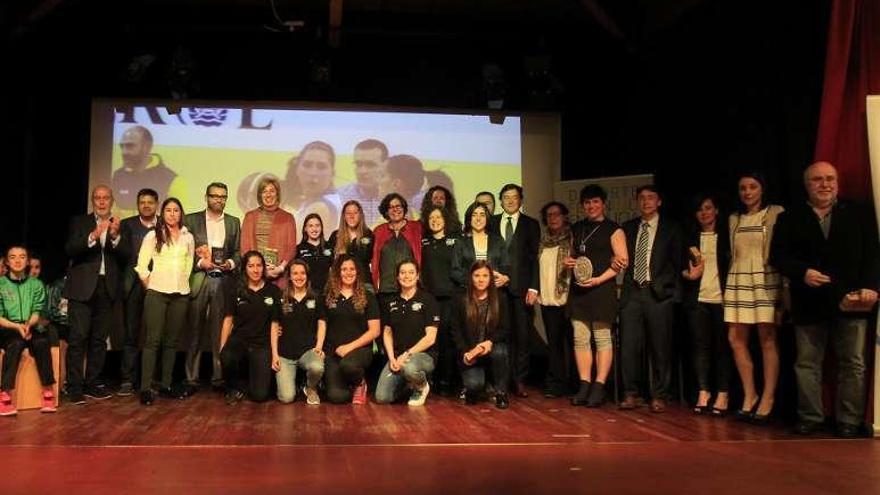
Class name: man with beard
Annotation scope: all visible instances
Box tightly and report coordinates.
[111,126,186,218]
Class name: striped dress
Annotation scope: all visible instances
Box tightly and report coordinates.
[723,206,783,324]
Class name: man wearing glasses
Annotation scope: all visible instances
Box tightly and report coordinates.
[336,139,388,227]
[181,182,241,395]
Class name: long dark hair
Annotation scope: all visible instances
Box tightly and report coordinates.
[236,250,267,297]
[154,197,185,253]
[301,213,326,249]
[420,185,462,233]
[421,205,457,237]
[326,254,367,312]
[463,201,492,234]
[464,260,500,337]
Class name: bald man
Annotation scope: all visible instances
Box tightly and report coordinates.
[770,161,880,438]
[63,185,123,404]
[111,126,186,218]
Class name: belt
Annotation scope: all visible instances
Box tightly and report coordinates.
[207,271,225,278]
[634,280,652,289]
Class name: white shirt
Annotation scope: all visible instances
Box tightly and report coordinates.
[87,214,121,275]
[538,246,568,306]
[136,227,195,294]
[500,211,521,242]
[635,214,659,282]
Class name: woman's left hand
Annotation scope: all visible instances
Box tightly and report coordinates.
[271,355,281,372]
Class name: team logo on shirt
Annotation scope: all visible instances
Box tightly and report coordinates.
[237,297,246,306]
[282,303,293,314]
[323,249,332,256]
[264,297,274,306]
[446,238,456,246]
[433,315,441,323]
[306,299,316,309]
[360,238,371,245]
[388,300,400,312]
[328,300,337,309]
[411,302,422,312]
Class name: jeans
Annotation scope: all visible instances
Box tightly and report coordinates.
[324,346,373,404]
[275,349,325,403]
[140,290,188,392]
[687,302,731,393]
[795,318,867,426]
[460,342,510,395]
[374,352,435,404]
[220,334,272,402]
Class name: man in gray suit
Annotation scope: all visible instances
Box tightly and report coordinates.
[181,182,241,394]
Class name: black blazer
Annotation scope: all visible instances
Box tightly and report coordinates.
[620,215,682,304]
[681,227,730,308]
[63,214,121,302]
[116,215,155,297]
[450,293,510,352]
[184,210,242,297]
[489,213,541,297]
[450,232,510,289]
[770,200,880,324]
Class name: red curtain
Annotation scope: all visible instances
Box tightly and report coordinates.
[814,0,880,200]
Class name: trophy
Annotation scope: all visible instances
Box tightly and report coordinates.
[261,248,279,267]
[574,256,593,284]
[211,247,225,266]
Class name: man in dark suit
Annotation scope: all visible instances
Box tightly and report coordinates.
[115,188,159,396]
[63,185,122,404]
[181,182,241,394]
[490,184,540,397]
[618,185,682,412]
[770,161,879,438]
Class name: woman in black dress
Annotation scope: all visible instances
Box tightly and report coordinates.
[566,185,628,407]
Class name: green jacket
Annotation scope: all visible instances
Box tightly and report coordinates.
[0,275,47,325]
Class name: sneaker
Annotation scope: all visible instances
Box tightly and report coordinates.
[459,388,467,401]
[67,391,86,405]
[225,389,245,405]
[352,380,368,405]
[84,384,112,400]
[117,382,134,397]
[40,388,57,413]
[407,382,430,407]
[0,391,17,416]
[303,386,320,405]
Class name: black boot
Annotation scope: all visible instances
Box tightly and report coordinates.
[571,381,591,406]
[585,382,605,407]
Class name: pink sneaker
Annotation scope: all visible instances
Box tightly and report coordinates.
[0,390,17,417]
[41,388,57,413]
[352,380,368,405]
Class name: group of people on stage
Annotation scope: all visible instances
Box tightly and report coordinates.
[1,160,877,438]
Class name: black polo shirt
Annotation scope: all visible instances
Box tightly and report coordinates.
[279,294,323,360]
[384,289,440,359]
[224,281,282,347]
[327,229,374,285]
[421,233,459,298]
[295,240,332,293]
[320,290,380,351]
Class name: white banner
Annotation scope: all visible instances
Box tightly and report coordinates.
[867,95,880,436]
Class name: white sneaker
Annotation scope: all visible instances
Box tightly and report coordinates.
[407,382,430,406]
[303,386,320,405]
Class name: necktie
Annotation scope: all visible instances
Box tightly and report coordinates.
[505,216,514,244]
[634,222,649,284]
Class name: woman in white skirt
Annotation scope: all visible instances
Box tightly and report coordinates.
[724,172,784,424]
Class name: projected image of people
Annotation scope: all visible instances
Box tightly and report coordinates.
[283,140,342,232]
[112,126,186,218]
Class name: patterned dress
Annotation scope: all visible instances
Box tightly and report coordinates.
[723,206,783,324]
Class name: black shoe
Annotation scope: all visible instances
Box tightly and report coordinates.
[67,392,86,405]
[464,391,479,405]
[495,393,509,410]
[225,389,245,405]
[543,386,566,398]
[183,384,199,397]
[735,401,758,421]
[793,420,822,436]
[585,382,605,408]
[570,381,591,406]
[84,384,112,400]
[139,390,155,406]
[835,423,861,439]
[159,386,187,400]
[117,382,134,397]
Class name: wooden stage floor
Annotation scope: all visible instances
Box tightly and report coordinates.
[3,387,878,494]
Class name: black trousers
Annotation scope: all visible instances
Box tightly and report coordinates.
[620,286,674,400]
[460,342,510,395]
[66,276,113,394]
[120,280,145,384]
[0,328,55,391]
[220,335,272,402]
[541,305,572,393]
[434,296,460,390]
[507,292,533,383]
[324,346,373,404]
[687,302,731,393]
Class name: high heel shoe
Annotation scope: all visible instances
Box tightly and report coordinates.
[735,400,759,422]
[750,403,775,426]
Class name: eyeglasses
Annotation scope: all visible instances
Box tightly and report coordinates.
[388,204,404,210]
[207,194,228,200]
